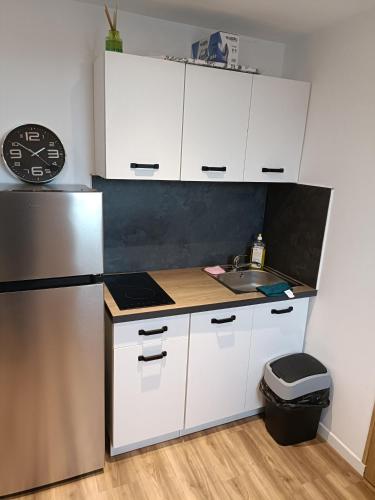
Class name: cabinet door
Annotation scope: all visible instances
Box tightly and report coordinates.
[245,298,309,411]
[244,76,310,183]
[112,335,188,449]
[181,65,252,182]
[104,52,185,180]
[185,306,252,429]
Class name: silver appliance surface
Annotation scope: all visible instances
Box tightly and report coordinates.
[0,186,104,495]
[0,283,105,497]
[0,188,103,282]
[0,184,94,192]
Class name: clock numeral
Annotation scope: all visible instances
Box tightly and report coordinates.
[48,149,59,159]
[25,131,40,142]
[10,149,22,159]
[31,166,44,177]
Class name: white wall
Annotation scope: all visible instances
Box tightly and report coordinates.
[0,0,285,186]
[284,10,375,472]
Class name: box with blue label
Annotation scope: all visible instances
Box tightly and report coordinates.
[192,32,239,65]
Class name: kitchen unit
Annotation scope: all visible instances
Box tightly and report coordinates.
[0,186,105,497]
[104,267,314,455]
[94,52,310,183]
[2,0,375,494]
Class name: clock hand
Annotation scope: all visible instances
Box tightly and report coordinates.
[14,142,36,155]
[31,147,46,157]
[14,142,51,167]
[32,154,51,167]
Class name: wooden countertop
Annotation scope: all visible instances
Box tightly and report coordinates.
[105,267,317,323]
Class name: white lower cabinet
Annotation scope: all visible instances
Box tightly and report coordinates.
[110,314,189,452]
[109,299,310,454]
[184,306,253,429]
[245,298,309,411]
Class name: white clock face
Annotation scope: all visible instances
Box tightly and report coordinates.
[1,124,65,184]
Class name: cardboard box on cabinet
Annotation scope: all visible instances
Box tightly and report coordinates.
[192,32,239,65]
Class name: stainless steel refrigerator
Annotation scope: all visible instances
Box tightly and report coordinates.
[0,185,104,497]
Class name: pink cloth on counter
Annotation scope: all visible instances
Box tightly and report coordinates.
[204,266,226,276]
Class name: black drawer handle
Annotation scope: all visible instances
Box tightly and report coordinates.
[139,326,168,336]
[131,163,159,170]
[271,306,294,315]
[202,166,227,172]
[262,167,284,173]
[138,351,167,362]
[211,315,236,324]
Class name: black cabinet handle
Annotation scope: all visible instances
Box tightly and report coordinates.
[271,306,294,315]
[202,166,227,172]
[138,326,168,336]
[131,163,159,170]
[262,167,284,173]
[138,351,167,362]
[211,315,236,324]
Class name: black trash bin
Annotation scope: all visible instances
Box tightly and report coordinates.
[260,353,331,446]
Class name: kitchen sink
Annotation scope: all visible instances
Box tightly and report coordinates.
[217,268,291,294]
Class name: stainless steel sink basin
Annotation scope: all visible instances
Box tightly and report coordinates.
[217,269,287,294]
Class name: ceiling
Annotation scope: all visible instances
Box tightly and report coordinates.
[78,0,375,41]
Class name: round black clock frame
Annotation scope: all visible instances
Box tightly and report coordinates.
[1,124,66,184]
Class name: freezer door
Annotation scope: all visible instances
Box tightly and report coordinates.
[0,283,104,497]
[0,191,103,282]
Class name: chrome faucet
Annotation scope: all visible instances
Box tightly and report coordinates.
[232,254,250,271]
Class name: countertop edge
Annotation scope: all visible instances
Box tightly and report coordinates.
[106,289,317,323]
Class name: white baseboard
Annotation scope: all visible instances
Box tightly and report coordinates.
[110,431,180,456]
[181,408,263,436]
[318,423,365,475]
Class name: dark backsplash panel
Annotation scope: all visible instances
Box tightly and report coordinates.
[263,183,332,288]
[92,176,267,273]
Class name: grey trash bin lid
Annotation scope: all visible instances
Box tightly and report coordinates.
[264,353,331,401]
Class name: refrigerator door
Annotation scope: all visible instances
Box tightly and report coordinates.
[0,283,104,497]
[0,190,103,282]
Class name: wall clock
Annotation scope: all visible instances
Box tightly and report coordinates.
[1,124,66,184]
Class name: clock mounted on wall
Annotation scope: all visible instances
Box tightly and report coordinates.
[1,124,66,184]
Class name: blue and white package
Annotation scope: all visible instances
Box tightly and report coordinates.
[192,39,209,60]
[192,32,239,65]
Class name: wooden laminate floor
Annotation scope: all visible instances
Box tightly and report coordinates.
[14,417,375,500]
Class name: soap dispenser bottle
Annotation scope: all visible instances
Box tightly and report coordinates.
[250,234,266,269]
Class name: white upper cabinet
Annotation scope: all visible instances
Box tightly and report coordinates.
[94,53,311,184]
[94,52,185,180]
[181,65,253,182]
[244,75,311,183]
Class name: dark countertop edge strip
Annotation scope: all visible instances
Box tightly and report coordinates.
[107,289,317,323]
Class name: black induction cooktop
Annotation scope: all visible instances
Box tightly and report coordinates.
[104,272,175,310]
